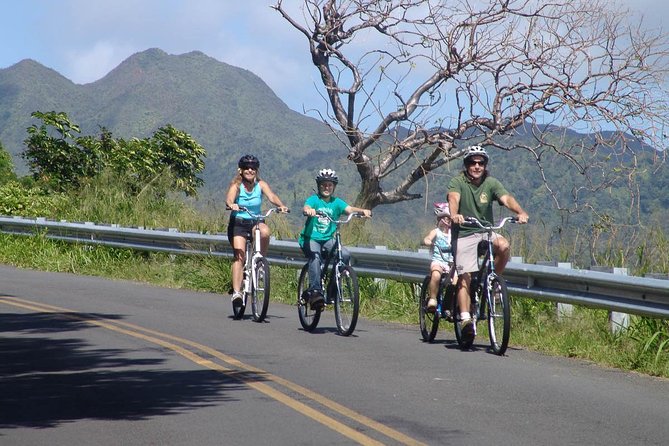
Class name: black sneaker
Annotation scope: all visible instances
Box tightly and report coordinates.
[461,318,475,344]
[308,290,324,310]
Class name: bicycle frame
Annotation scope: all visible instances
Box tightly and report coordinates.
[229,206,284,321]
[465,216,517,298]
[297,211,366,336]
[420,215,517,353]
[316,212,359,301]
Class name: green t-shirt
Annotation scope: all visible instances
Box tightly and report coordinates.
[448,172,508,237]
[298,194,349,246]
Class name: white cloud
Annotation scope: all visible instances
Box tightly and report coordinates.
[65,41,139,85]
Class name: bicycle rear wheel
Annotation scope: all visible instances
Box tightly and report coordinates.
[251,258,270,322]
[297,263,321,331]
[334,265,359,336]
[419,275,439,342]
[486,275,510,355]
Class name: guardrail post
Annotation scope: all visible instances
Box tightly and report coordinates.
[610,267,630,333]
[373,246,388,291]
[537,261,573,320]
[557,262,574,319]
[591,266,630,333]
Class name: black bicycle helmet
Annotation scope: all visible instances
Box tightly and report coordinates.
[315,168,339,184]
[238,154,260,170]
[463,145,489,163]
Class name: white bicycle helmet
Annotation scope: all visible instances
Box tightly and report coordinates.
[433,202,450,218]
[315,168,339,184]
[463,145,489,163]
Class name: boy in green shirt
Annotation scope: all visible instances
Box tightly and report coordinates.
[299,169,372,309]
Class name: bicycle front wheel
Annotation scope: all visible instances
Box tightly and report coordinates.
[419,275,439,342]
[486,275,510,355]
[334,265,359,336]
[251,258,270,322]
[297,263,321,331]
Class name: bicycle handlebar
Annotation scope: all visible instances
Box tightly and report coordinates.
[227,206,290,219]
[463,216,518,231]
[304,210,370,224]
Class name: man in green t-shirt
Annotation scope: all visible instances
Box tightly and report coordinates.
[448,145,529,343]
[299,168,372,310]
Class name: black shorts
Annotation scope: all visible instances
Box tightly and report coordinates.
[227,216,254,245]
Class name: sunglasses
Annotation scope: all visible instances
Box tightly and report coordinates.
[241,166,257,171]
[466,160,487,166]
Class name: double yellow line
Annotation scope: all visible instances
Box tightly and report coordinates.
[0,295,425,446]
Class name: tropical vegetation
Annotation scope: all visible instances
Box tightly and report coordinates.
[0,120,667,378]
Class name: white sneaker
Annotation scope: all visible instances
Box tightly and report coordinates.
[231,291,243,306]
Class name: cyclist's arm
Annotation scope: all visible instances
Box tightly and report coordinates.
[448,191,465,225]
[344,205,372,217]
[225,181,240,211]
[499,194,529,224]
[303,204,317,217]
[423,228,437,246]
[258,180,288,212]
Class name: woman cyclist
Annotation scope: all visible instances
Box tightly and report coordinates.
[226,154,288,309]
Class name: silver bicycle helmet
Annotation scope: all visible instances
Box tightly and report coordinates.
[433,202,451,218]
[315,168,339,184]
[463,145,489,163]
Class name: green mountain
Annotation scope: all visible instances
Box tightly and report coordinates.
[1,48,667,241]
[0,49,351,211]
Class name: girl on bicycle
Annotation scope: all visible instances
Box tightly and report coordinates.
[422,202,456,315]
[299,168,371,310]
[226,154,288,307]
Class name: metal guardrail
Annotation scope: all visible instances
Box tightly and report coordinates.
[0,216,667,319]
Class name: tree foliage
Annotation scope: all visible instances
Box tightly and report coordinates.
[0,140,17,186]
[23,111,206,196]
[274,0,669,212]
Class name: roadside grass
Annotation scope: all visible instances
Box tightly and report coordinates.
[1,232,667,378]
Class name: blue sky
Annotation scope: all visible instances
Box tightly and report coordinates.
[2,0,667,116]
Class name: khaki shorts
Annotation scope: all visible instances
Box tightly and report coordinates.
[454,232,501,274]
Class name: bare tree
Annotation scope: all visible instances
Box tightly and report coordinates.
[273,0,669,211]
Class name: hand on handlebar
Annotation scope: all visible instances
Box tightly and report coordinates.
[452,214,466,225]
[515,212,529,224]
[226,204,241,211]
[303,208,318,217]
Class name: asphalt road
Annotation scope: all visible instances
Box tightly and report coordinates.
[1,265,668,445]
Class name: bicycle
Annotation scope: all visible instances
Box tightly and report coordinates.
[419,216,518,355]
[297,211,367,336]
[228,206,287,322]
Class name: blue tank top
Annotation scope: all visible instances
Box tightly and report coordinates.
[236,182,262,220]
[431,228,453,263]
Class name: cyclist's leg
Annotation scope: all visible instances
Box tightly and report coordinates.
[453,234,481,342]
[257,222,271,256]
[300,239,325,308]
[231,234,247,295]
[491,232,510,275]
[427,264,441,312]
[454,234,480,316]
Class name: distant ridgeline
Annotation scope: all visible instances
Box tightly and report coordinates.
[1,48,667,234]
